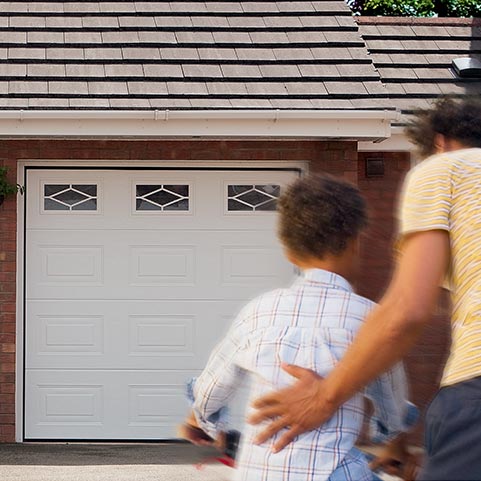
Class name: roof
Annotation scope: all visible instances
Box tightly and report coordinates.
[0,2,479,115]
[0,1,385,111]
[357,16,481,118]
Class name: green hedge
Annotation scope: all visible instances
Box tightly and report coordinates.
[347,0,481,16]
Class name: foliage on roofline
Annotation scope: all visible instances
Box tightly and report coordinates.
[346,0,481,17]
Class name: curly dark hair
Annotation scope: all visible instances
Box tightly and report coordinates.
[405,96,481,158]
[277,174,367,260]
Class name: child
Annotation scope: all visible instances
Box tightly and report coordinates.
[181,174,412,481]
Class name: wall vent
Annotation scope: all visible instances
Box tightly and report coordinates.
[452,58,481,78]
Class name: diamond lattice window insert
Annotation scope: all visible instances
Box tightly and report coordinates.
[44,184,98,211]
[136,185,189,211]
[227,185,280,211]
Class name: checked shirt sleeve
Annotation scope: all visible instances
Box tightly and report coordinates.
[365,362,417,444]
[189,304,252,438]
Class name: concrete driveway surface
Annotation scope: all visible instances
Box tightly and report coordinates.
[0,442,233,481]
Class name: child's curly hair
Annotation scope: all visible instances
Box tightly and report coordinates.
[405,96,481,158]
[277,174,367,259]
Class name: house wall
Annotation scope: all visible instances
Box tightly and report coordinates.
[0,140,449,443]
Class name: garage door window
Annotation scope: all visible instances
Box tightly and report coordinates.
[44,184,98,211]
[135,184,189,211]
[227,184,280,212]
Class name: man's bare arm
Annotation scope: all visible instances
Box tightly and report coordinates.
[249,230,450,452]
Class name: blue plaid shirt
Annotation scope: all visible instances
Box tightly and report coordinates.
[190,269,411,481]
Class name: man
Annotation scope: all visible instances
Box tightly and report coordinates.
[249,97,481,480]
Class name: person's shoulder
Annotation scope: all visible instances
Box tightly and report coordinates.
[346,292,377,317]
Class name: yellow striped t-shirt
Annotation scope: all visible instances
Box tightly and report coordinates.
[399,148,481,387]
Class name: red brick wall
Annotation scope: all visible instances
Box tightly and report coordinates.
[0,138,357,442]
[357,152,451,444]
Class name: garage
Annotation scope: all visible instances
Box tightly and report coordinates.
[24,167,297,440]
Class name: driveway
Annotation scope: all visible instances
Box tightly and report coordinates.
[0,443,233,481]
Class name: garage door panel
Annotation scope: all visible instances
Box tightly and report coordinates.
[27,230,291,300]
[25,370,194,439]
[26,300,246,370]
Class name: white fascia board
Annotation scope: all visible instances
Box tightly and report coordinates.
[0,109,399,139]
[358,127,414,152]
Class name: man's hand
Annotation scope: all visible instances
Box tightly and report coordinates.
[178,411,216,447]
[248,363,337,452]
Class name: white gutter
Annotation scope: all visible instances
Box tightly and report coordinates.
[0,109,400,139]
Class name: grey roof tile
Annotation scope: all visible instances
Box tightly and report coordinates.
[246,82,288,95]
[28,3,64,13]
[102,32,140,44]
[310,47,353,60]
[270,98,314,108]
[105,64,143,77]
[206,82,248,95]
[241,2,279,12]
[139,32,177,44]
[337,64,378,78]
[402,83,443,95]
[0,18,8,28]
[312,1,350,12]
[274,48,314,61]
[425,54,453,65]
[28,64,66,77]
[154,16,193,28]
[435,39,472,50]
[0,32,26,44]
[49,81,89,95]
[160,48,199,60]
[128,81,168,95]
[414,68,455,80]
[110,98,152,108]
[69,98,111,108]
[264,16,303,28]
[191,16,230,27]
[0,49,6,59]
[0,81,9,94]
[82,16,120,28]
[411,26,449,37]
[9,16,46,28]
[194,98,237,110]
[350,98,394,109]
[383,53,429,65]
[378,68,418,79]
[204,2,243,13]
[122,47,161,60]
[324,81,368,95]
[9,80,48,94]
[29,98,70,108]
[99,2,135,13]
[362,81,389,95]
[300,16,340,27]
[249,32,290,44]
[375,25,415,37]
[64,3,101,13]
[384,83,406,95]
[171,2,208,12]
[0,98,29,108]
[119,16,156,28]
[65,32,103,44]
[167,81,208,95]
[365,39,404,51]
[309,98,355,108]
[324,31,363,44]
[144,64,184,77]
[278,2,316,12]
[176,32,215,44]
[437,82,470,95]
[299,64,340,77]
[46,17,83,28]
[284,82,328,95]
[149,98,192,108]
[400,40,439,50]
[3,2,28,12]
[221,64,262,78]
[228,98,273,108]
[198,48,237,60]
[89,81,129,95]
[287,31,327,44]
[85,48,122,60]
[213,32,252,44]
[134,2,173,13]
[182,64,223,78]
[444,26,475,37]
[67,64,106,77]
[47,48,84,60]
[228,17,266,28]
[236,48,276,61]
[27,32,65,44]
[0,63,26,76]
[8,47,46,59]
[259,65,301,77]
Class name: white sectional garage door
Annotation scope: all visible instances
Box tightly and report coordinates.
[24,168,297,440]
